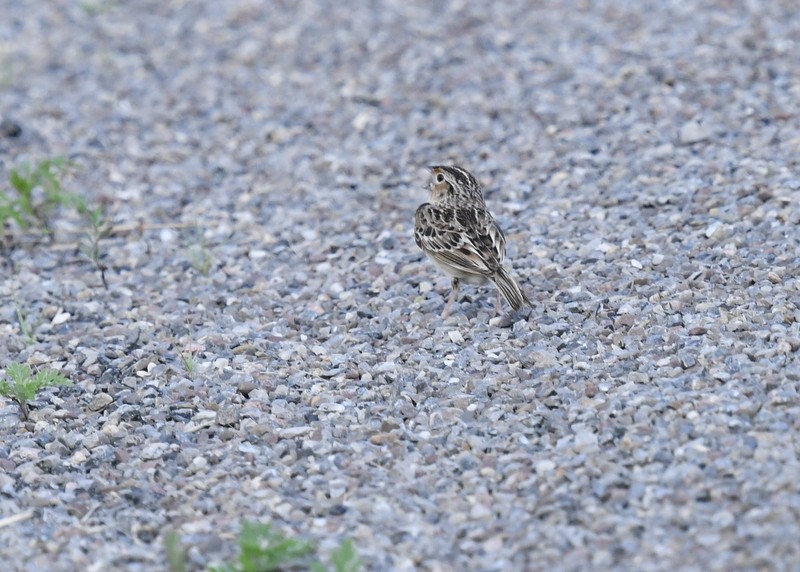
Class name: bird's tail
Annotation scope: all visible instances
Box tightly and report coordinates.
[493,267,531,311]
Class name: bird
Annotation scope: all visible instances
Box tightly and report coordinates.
[414,165,531,319]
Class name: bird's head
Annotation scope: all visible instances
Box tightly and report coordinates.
[426,165,483,206]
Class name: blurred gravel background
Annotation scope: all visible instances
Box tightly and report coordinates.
[1,0,799,570]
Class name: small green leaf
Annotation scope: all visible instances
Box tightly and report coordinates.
[329,539,361,572]
[9,168,31,194]
[206,522,360,572]
[211,521,318,572]
[1,363,71,417]
[6,362,32,385]
[0,203,24,226]
[164,530,187,572]
[32,369,70,389]
[208,565,237,572]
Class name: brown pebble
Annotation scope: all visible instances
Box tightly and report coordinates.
[369,432,397,445]
[88,393,114,412]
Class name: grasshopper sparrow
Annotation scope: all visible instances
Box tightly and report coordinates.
[414,165,531,318]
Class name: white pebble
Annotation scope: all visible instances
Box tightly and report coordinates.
[705,222,721,238]
[679,119,712,144]
[248,249,268,260]
[574,430,599,452]
[52,312,71,325]
[159,228,177,243]
[140,443,169,460]
[535,459,556,473]
[448,330,464,344]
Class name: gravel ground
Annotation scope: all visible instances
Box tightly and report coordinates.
[1,1,800,570]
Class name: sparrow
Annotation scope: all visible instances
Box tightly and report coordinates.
[414,165,530,318]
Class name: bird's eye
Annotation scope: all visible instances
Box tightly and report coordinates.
[435,173,445,183]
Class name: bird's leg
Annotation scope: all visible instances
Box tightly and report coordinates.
[441,278,460,319]
[495,289,503,315]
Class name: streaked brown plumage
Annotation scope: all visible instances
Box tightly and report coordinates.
[414,165,530,318]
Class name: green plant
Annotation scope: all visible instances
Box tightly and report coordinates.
[316,539,361,572]
[14,298,41,345]
[0,59,12,90]
[189,234,213,276]
[0,362,71,421]
[80,0,118,15]
[180,347,197,377]
[199,521,361,572]
[1,158,79,235]
[78,204,112,289]
[210,522,313,572]
[164,530,187,572]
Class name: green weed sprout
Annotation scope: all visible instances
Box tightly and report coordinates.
[78,203,112,289]
[1,158,79,234]
[0,362,71,421]
[203,521,361,572]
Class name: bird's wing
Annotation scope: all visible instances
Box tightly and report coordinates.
[414,204,506,276]
[483,208,506,261]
